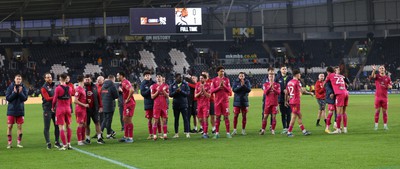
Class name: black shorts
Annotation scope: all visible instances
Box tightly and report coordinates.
[317,99,326,111]
[209,102,215,115]
[189,101,197,115]
[86,108,100,125]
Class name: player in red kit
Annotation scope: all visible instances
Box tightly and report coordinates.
[52,74,73,150]
[370,65,392,130]
[203,71,216,133]
[74,75,88,146]
[285,69,313,137]
[260,68,280,135]
[151,73,169,140]
[314,73,326,127]
[195,74,211,138]
[117,72,135,143]
[325,66,349,134]
[210,66,232,139]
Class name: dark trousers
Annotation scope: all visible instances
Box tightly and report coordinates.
[279,103,292,129]
[188,101,197,129]
[118,104,124,130]
[101,112,115,134]
[43,111,59,143]
[173,107,190,133]
[100,112,105,131]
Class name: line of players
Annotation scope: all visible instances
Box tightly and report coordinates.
[4,64,391,149]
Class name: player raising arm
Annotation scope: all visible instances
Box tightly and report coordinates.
[370,65,392,130]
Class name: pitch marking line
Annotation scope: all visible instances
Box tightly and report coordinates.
[74,147,139,169]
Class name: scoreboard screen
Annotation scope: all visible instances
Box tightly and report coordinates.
[130,8,202,35]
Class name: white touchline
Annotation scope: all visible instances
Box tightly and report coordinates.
[74,147,139,169]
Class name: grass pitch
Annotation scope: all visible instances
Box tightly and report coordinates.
[0,95,399,169]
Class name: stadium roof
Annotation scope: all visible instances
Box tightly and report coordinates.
[0,0,288,21]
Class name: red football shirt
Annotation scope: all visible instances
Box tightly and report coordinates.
[287,79,302,105]
[122,79,136,106]
[52,84,73,110]
[151,83,169,110]
[74,86,87,112]
[210,76,231,105]
[374,74,391,99]
[195,82,211,107]
[263,82,281,106]
[325,73,347,95]
[315,80,326,99]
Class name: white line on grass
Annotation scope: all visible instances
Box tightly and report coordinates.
[74,147,139,169]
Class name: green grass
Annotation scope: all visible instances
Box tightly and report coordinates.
[1,95,400,169]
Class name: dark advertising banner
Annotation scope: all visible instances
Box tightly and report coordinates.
[130,8,202,35]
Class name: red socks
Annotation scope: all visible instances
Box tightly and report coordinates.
[152,123,158,135]
[162,124,167,134]
[327,112,333,126]
[271,117,276,130]
[375,110,379,123]
[242,113,247,129]
[203,121,208,134]
[8,135,12,144]
[77,127,82,141]
[383,111,388,124]
[262,119,267,130]
[60,130,66,145]
[225,118,230,133]
[233,114,238,129]
[299,124,305,131]
[336,114,342,129]
[288,125,293,133]
[148,119,152,134]
[216,117,221,133]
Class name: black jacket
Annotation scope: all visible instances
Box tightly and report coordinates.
[275,73,293,103]
[169,81,190,109]
[116,82,123,108]
[6,83,28,116]
[101,80,119,112]
[140,79,155,110]
[41,82,55,112]
[232,78,251,107]
[325,81,335,104]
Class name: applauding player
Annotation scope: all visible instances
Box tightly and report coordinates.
[232,72,251,136]
[260,68,280,135]
[210,66,232,139]
[195,74,212,138]
[151,74,169,140]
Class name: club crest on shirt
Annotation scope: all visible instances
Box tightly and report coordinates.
[87,91,93,96]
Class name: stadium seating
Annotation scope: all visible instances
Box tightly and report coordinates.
[50,64,69,76]
[83,63,103,76]
[169,48,190,74]
[139,50,158,70]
